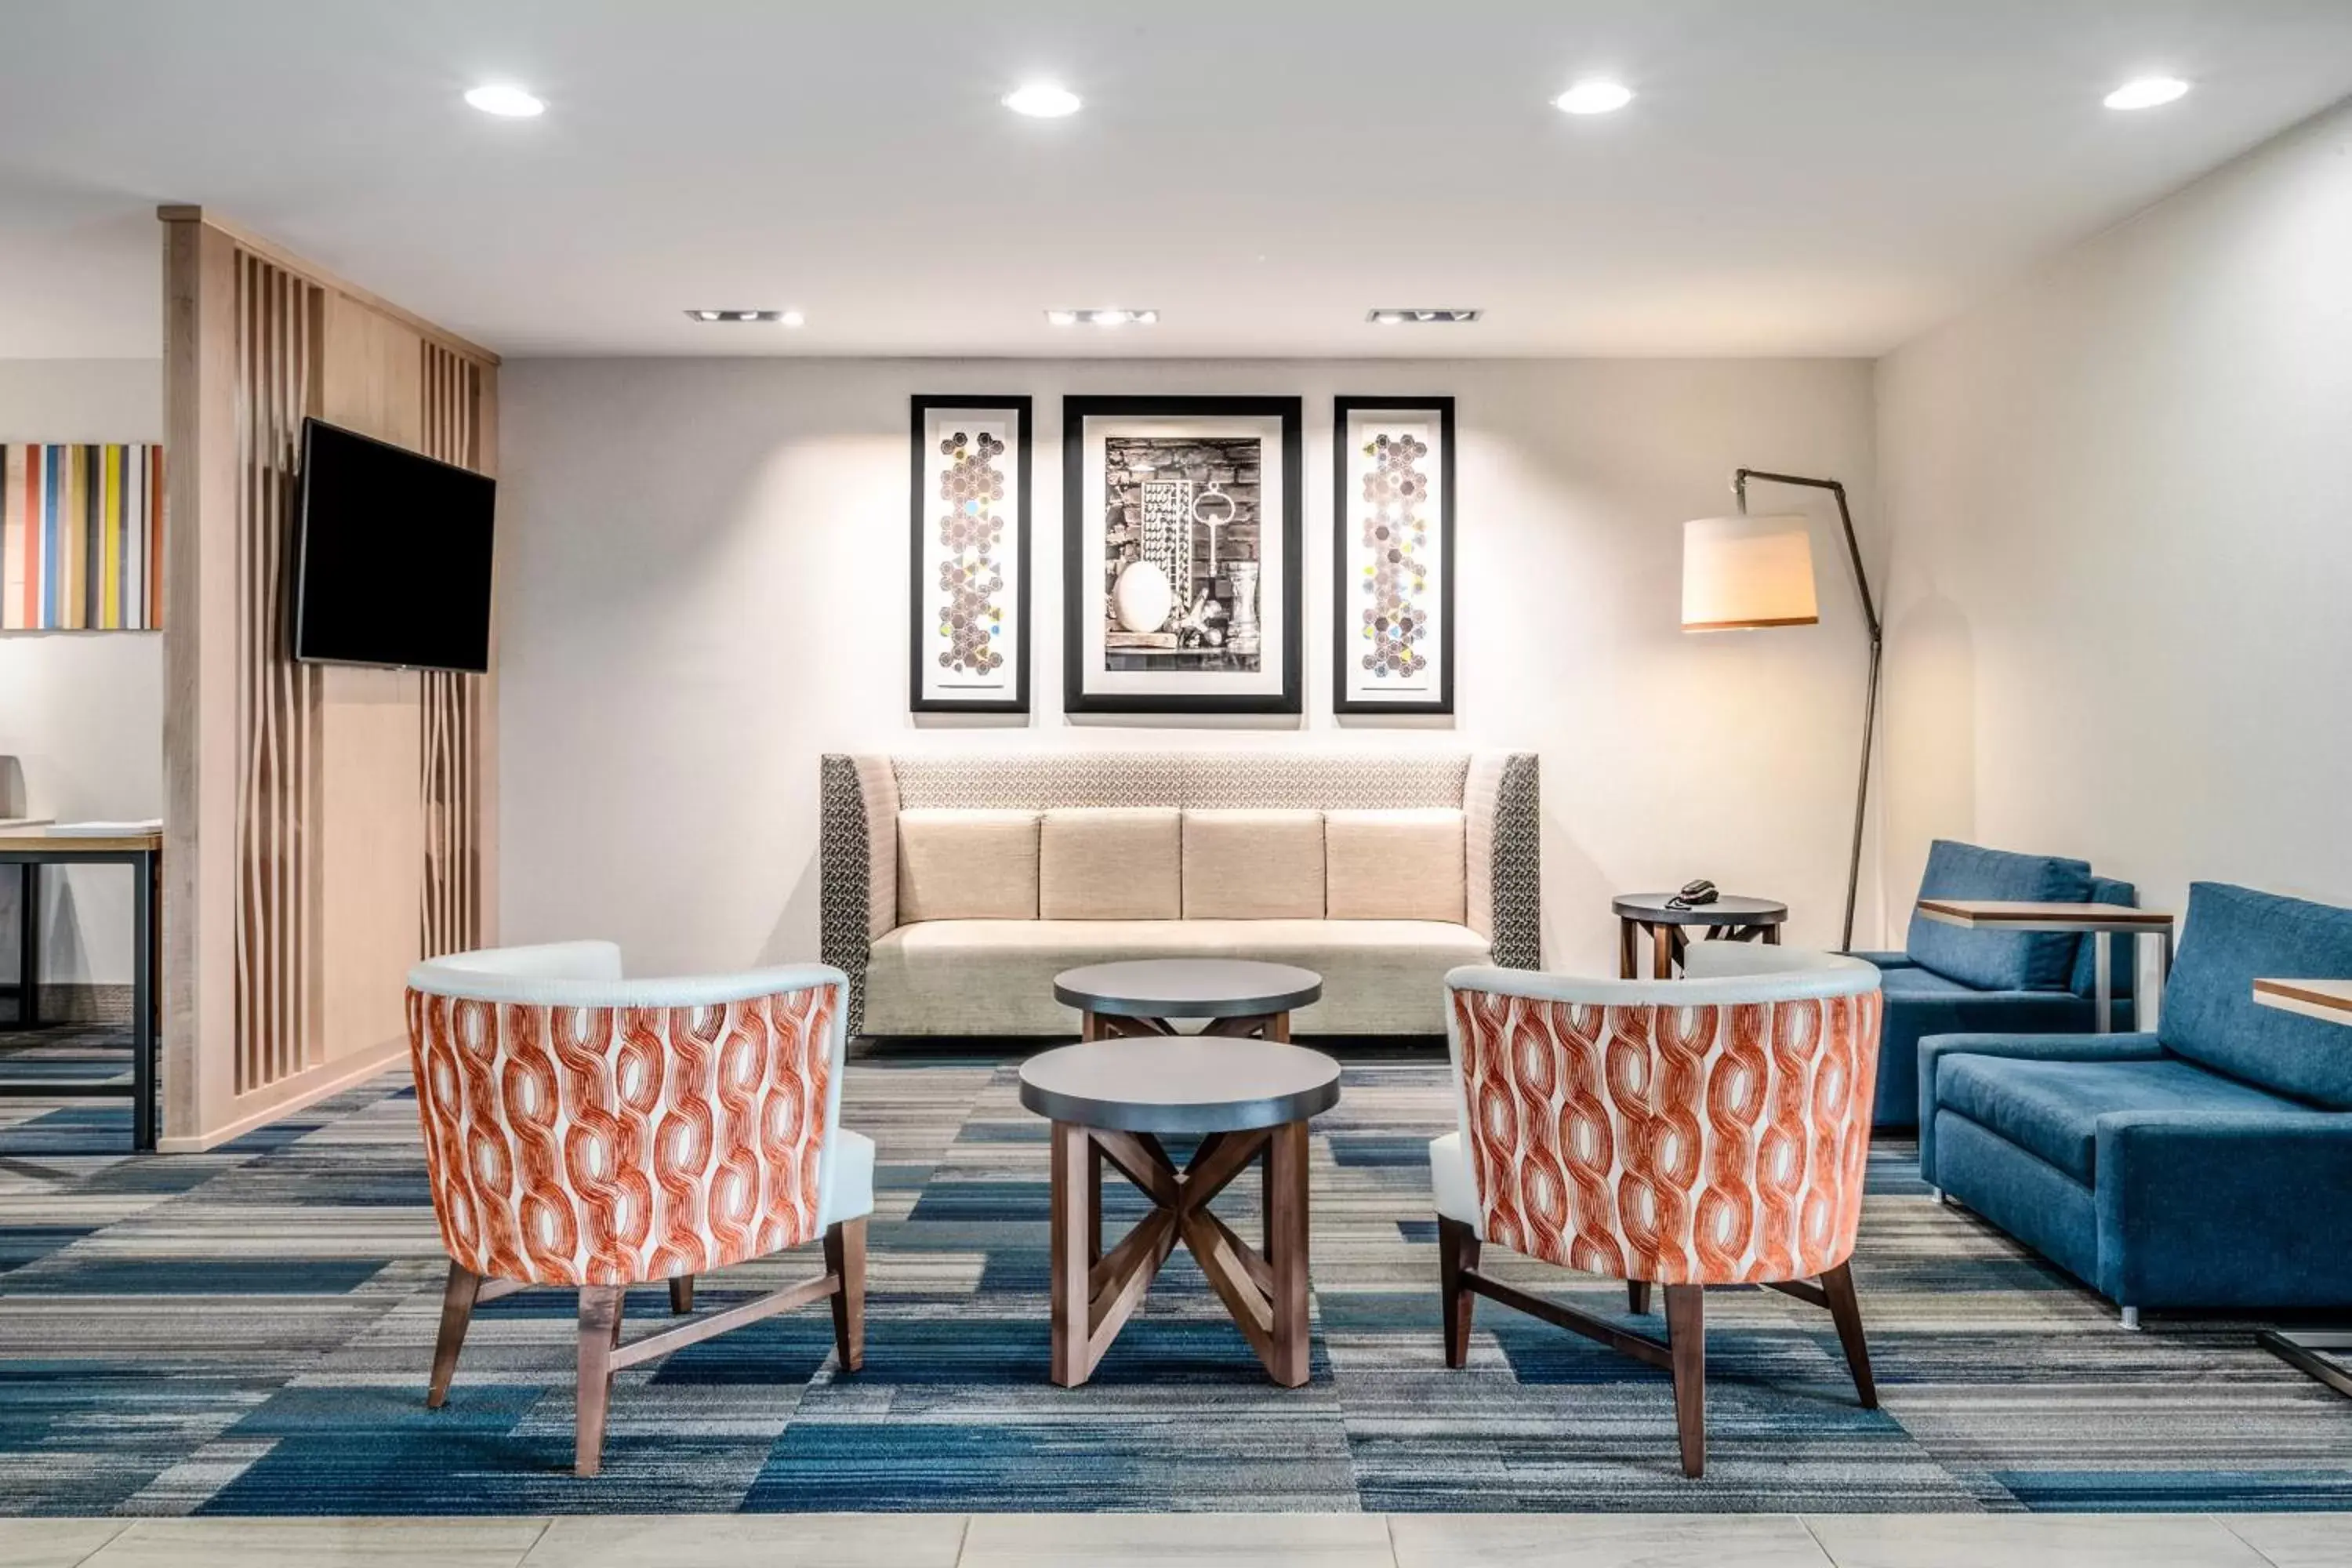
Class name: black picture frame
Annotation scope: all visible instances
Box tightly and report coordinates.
[1062,395,1304,716]
[909,394,1033,714]
[1332,396,1455,717]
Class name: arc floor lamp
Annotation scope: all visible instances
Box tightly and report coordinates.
[1681,469,1882,952]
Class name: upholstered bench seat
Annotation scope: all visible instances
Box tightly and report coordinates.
[865,917,1491,1036]
[822,751,1541,1038]
[1938,1054,2320,1184]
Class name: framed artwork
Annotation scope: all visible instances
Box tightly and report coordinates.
[910,396,1031,713]
[1333,397,1454,715]
[1063,396,1302,715]
[2,443,165,630]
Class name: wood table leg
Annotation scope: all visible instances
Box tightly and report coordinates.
[1265,1118,1312,1388]
[1653,921,1675,980]
[1619,916,1638,980]
[669,1276,695,1315]
[825,1216,866,1373]
[1049,1120,1094,1387]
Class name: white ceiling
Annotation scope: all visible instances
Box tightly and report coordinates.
[2,0,2350,361]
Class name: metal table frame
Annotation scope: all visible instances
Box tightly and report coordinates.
[2249,978,2352,1399]
[1,842,160,1151]
[1914,900,2175,1033]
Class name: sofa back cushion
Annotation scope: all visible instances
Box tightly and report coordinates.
[1905,839,2093,992]
[2067,875,2141,1000]
[2161,881,2352,1109]
[897,809,1040,922]
[1039,808,1182,920]
[1326,808,1465,922]
[1183,809,1326,920]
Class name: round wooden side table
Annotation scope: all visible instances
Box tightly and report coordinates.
[1019,1033,1341,1388]
[1613,892,1788,979]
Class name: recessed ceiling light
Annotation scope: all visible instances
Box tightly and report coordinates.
[685,309,796,324]
[1367,308,1482,325]
[1004,83,1082,118]
[1047,308,1159,327]
[464,83,545,118]
[1553,80,1634,115]
[2104,76,2190,110]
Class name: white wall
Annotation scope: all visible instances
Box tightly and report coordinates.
[0,358,165,989]
[1877,99,2352,923]
[499,358,1881,982]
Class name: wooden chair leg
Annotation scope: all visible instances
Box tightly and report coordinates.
[824,1216,867,1374]
[1437,1216,1480,1369]
[426,1261,481,1409]
[575,1286,624,1478]
[669,1276,695,1315]
[1664,1284,1707,1479]
[1820,1261,1877,1408]
[1628,1279,1651,1315]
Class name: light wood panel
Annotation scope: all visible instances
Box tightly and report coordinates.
[161,208,499,1149]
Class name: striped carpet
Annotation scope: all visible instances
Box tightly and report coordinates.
[1,1040,2347,1516]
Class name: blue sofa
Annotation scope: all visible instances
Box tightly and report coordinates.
[1857,839,2137,1129]
[1920,881,2352,1320]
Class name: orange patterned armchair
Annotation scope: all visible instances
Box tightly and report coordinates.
[1431,943,1882,1476]
[405,942,871,1476]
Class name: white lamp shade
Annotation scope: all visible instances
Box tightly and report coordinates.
[1681,514,1820,630]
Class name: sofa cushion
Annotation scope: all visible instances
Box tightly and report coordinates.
[1868,964,2122,1131]
[1936,1054,2317,1183]
[1038,808,1181,920]
[861,917,1488,1036]
[1325,808,1465,922]
[1904,839,2093,993]
[2160,882,2352,1109]
[1182,810,1326,920]
[896,809,1039,923]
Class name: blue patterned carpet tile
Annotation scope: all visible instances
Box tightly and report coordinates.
[0,1054,2349,1514]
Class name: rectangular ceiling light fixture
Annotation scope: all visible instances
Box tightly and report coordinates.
[1367,308,1483,325]
[1046,308,1160,327]
[685,309,803,325]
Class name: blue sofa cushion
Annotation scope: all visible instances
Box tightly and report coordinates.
[2065,876,2140,1001]
[1869,967,2126,1131]
[2160,882,2352,1110]
[1905,840,2093,993]
[1938,1054,2321,1183]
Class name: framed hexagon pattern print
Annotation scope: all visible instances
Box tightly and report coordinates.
[1333,397,1454,716]
[910,396,1031,713]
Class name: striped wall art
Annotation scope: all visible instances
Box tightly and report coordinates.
[2,443,165,630]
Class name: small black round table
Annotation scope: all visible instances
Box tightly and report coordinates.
[1022,979,1339,1390]
[1613,892,1788,979]
[1052,957,1323,1044]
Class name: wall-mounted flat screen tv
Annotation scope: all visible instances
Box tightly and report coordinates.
[292,418,495,673]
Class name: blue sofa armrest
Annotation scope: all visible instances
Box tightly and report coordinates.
[1853,950,1918,971]
[1918,1031,2164,1179]
[2096,1111,2352,1310]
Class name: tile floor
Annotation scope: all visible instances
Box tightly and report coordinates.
[0,1512,2340,1567]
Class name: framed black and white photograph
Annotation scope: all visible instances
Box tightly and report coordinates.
[910,395,1031,713]
[1063,396,1302,715]
[1334,396,1454,716]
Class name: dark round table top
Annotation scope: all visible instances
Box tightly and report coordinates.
[1613,891,1789,925]
[1052,958,1323,1020]
[1018,1037,1344,1134]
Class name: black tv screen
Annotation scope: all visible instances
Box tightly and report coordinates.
[292,418,495,673]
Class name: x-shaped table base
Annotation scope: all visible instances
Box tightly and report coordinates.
[1048,1116,1312,1388]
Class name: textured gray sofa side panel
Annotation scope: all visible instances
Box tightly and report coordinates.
[1488,753,1541,968]
[820,753,873,1034]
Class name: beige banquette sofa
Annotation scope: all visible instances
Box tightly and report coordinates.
[820,752,1539,1036]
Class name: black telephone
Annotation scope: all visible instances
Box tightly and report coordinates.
[1667,879,1719,911]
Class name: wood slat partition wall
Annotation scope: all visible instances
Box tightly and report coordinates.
[161,208,500,1150]
[233,247,325,1093]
